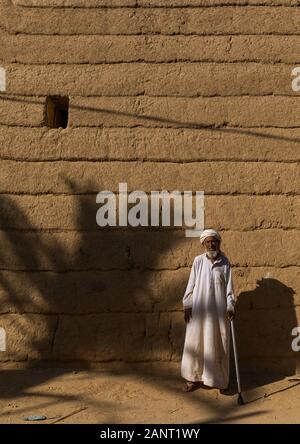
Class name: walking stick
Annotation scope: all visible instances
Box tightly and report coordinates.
[230,319,244,405]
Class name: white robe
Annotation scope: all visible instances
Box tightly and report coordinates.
[181,252,235,389]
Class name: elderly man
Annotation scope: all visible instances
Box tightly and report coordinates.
[181,229,235,393]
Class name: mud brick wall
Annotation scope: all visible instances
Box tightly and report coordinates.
[0,0,299,374]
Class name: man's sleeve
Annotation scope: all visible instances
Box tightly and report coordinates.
[182,258,197,309]
[226,263,236,312]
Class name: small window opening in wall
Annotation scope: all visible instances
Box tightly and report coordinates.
[45,95,69,128]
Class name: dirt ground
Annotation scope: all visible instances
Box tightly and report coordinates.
[0,362,299,424]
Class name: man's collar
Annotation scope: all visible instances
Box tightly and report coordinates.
[205,252,222,263]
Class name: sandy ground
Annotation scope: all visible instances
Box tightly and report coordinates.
[0,362,299,424]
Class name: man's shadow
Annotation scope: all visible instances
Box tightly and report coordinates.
[229,278,298,393]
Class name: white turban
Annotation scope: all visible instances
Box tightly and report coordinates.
[200,229,221,244]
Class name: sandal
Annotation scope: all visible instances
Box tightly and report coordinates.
[219,386,230,395]
[184,381,200,392]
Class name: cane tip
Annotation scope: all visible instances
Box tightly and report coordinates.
[237,394,245,405]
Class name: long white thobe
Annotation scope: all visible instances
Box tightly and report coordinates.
[181,252,235,389]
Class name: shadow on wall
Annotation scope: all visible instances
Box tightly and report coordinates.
[0,178,299,421]
[0,183,298,375]
[0,177,187,364]
[234,278,298,390]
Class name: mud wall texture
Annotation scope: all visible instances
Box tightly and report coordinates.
[0,0,299,374]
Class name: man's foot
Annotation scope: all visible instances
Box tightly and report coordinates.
[219,386,230,395]
[184,381,201,392]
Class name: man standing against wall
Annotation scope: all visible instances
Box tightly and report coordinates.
[181,229,235,393]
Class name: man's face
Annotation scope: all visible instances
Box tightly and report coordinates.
[203,236,220,256]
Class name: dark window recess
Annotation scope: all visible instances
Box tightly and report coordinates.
[45,96,69,128]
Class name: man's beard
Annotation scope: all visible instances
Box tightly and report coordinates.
[206,250,219,259]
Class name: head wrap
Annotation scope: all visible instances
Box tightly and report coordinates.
[200,229,221,244]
